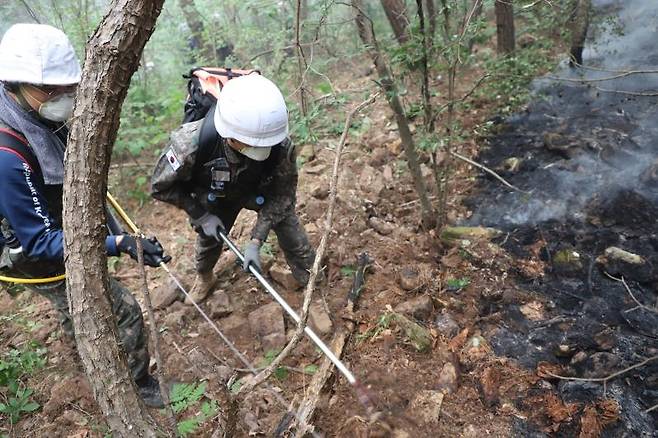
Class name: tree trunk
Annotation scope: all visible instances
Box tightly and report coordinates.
[63,0,164,436]
[352,0,436,229]
[494,0,515,54]
[179,0,217,63]
[380,0,410,44]
[567,0,591,66]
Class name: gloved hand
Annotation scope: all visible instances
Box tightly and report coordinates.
[117,234,171,267]
[190,213,225,241]
[243,240,262,273]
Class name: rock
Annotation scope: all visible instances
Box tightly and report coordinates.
[152,277,184,309]
[594,329,616,351]
[520,301,545,322]
[305,222,319,235]
[297,144,316,163]
[436,362,459,394]
[518,33,537,48]
[43,375,94,418]
[303,162,327,175]
[386,138,402,155]
[500,157,523,173]
[394,295,433,321]
[596,246,653,283]
[309,301,333,335]
[434,311,460,338]
[248,302,286,352]
[358,165,386,203]
[220,314,251,340]
[382,165,394,181]
[583,352,621,378]
[570,351,588,365]
[543,132,581,158]
[310,183,329,200]
[164,308,188,329]
[216,249,238,275]
[440,226,502,247]
[269,264,299,290]
[368,216,395,235]
[554,344,576,358]
[368,147,390,167]
[553,248,583,274]
[407,390,444,424]
[208,290,233,319]
[390,312,433,352]
[397,266,422,291]
[478,367,500,407]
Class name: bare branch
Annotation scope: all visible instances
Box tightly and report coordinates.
[450,150,531,194]
[604,272,657,314]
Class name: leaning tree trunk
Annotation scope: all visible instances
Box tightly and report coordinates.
[353,0,436,229]
[567,0,591,66]
[380,0,410,44]
[63,0,164,436]
[179,0,217,63]
[494,0,515,54]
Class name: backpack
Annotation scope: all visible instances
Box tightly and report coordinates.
[182,67,260,124]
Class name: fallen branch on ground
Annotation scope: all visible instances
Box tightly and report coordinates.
[604,272,657,314]
[284,252,371,437]
[450,151,530,194]
[236,92,379,396]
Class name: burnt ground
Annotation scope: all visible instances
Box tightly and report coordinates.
[2,1,658,437]
[465,0,658,436]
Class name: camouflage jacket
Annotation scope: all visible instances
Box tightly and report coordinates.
[150,120,299,242]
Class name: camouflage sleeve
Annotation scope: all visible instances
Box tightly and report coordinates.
[150,121,206,219]
[251,139,298,242]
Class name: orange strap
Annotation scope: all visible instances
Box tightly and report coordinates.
[193,67,259,99]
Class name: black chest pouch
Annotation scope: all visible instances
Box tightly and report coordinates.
[205,157,231,201]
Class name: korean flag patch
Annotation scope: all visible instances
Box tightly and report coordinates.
[165,148,181,171]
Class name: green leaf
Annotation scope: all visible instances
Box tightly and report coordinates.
[177,418,199,437]
[303,364,319,374]
[21,401,39,412]
[274,366,288,381]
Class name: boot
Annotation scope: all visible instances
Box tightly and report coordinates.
[135,374,164,408]
[185,270,217,305]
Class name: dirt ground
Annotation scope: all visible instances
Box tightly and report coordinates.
[2,2,656,437]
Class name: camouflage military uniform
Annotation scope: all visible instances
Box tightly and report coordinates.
[151,120,315,284]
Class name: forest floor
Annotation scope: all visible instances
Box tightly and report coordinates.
[2,1,657,437]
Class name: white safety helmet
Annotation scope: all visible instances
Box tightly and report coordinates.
[0,23,81,85]
[214,74,288,160]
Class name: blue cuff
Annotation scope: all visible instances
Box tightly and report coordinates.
[106,235,119,256]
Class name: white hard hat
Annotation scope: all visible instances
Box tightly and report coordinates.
[0,24,81,85]
[214,74,288,148]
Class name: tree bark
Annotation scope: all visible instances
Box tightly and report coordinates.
[352,0,436,229]
[63,1,164,436]
[567,0,591,66]
[494,0,515,54]
[380,0,410,44]
[179,0,217,63]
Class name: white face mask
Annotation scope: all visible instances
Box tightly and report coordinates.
[38,92,75,122]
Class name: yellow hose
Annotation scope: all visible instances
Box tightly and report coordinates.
[0,192,132,285]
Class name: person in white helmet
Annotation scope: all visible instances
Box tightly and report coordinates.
[151,73,316,304]
[0,23,168,407]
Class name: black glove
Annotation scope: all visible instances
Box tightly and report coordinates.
[117,234,171,267]
[190,213,225,241]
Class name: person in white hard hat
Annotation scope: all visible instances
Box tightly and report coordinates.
[0,23,167,407]
[151,73,316,304]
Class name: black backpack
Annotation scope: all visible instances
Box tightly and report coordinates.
[182,67,260,124]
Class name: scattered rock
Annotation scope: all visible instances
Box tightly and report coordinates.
[440,226,502,247]
[208,289,233,319]
[368,216,395,235]
[43,375,94,418]
[520,301,545,321]
[269,264,299,290]
[583,352,622,378]
[434,311,460,338]
[596,246,653,283]
[594,329,616,351]
[368,147,389,167]
[219,314,251,340]
[309,301,333,335]
[394,295,433,321]
[543,132,581,158]
[554,344,576,358]
[390,312,433,352]
[397,266,422,291]
[553,248,583,274]
[407,390,444,424]
[305,222,319,235]
[500,157,523,173]
[310,183,329,200]
[571,351,588,365]
[478,367,500,407]
[387,138,402,155]
[358,165,386,203]
[382,165,394,181]
[152,277,184,309]
[248,302,286,352]
[297,144,316,163]
[436,361,459,394]
[303,162,327,175]
[164,308,188,329]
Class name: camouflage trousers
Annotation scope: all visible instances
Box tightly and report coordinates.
[196,208,315,285]
[30,278,149,381]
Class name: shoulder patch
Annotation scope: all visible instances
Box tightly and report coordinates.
[165,148,182,171]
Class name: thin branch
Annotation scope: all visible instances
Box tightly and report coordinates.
[604,272,657,314]
[135,237,176,433]
[646,403,658,414]
[545,69,658,84]
[450,151,531,194]
[545,355,658,384]
[237,93,379,395]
